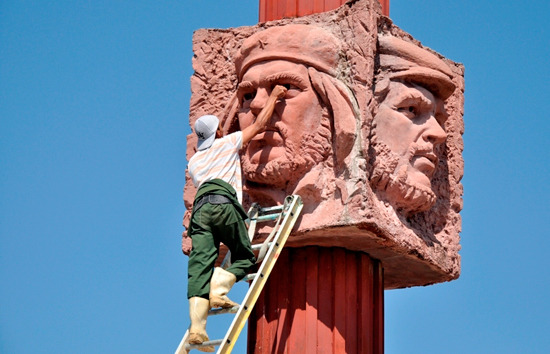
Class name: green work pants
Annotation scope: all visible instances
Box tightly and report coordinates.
[187,202,256,299]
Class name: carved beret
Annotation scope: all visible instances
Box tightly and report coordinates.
[235,24,341,80]
[378,35,456,100]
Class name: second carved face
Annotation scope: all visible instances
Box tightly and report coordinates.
[371,80,448,214]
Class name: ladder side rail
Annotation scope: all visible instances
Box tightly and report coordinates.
[175,329,191,354]
[176,196,303,354]
[176,202,261,354]
[178,199,296,354]
[216,196,303,354]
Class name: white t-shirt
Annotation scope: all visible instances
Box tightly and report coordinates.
[188,131,243,204]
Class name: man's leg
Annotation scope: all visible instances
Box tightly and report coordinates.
[224,216,256,280]
[188,297,214,352]
[187,206,218,352]
[187,205,219,299]
[209,204,256,308]
[207,204,256,280]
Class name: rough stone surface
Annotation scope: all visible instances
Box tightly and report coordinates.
[182,0,464,289]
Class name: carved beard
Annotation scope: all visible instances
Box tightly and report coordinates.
[370,139,437,214]
[241,109,332,188]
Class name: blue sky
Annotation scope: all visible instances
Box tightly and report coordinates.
[1,0,549,353]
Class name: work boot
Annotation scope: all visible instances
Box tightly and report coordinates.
[188,297,215,352]
[209,267,239,309]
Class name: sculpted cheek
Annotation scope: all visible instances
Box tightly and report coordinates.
[238,112,255,128]
[375,110,415,156]
[294,93,323,130]
[374,111,396,142]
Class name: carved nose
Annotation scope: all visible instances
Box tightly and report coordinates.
[250,89,269,115]
[423,116,447,145]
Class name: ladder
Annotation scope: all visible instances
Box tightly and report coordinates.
[175,195,303,354]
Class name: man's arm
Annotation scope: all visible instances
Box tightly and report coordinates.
[241,85,287,145]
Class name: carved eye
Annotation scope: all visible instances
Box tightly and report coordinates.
[243,92,256,102]
[280,83,299,90]
[279,83,301,98]
[398,105,417,119]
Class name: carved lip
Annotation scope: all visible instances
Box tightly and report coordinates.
[412,152,438,178]
[416,151,438,164]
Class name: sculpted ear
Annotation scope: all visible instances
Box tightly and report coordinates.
[221,91,241,134]
[308,67,357,167]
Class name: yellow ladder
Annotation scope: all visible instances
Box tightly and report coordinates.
[175,195,303,354]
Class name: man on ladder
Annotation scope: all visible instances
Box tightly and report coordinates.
[186,85,287,352]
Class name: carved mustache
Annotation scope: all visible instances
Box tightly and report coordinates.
[408,143,439,169]
[252,121,289,142]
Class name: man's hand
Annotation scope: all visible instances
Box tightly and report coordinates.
[271,85,287,100]
[241,85,287,145]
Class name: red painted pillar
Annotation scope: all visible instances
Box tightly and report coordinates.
[248,247,384,353]
[250,1,387,352]
[259,0,389,21]
[379,0,389,16]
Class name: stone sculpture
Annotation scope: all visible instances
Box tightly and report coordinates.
[183,0,464,288]
[369,35,456,216]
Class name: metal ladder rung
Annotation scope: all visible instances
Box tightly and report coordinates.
[208,306,239,316]
[250,243,273,251]
[239,273,257,282]
[251,213,284,222]
[186,339,224,351]
[258,205,284,213]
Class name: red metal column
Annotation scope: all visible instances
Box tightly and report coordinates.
[248,247,384,354]
[250,1,387,352]
[379,0,389,16]
[259,0,389,21]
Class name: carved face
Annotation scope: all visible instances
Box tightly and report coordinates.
[371,80,447,213]
[237,60,329,187]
